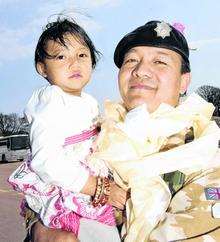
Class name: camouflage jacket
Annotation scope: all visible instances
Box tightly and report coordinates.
[149,149,220,242]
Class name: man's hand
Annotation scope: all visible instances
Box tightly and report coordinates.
[81,175,127,209]
[108,182,127,210]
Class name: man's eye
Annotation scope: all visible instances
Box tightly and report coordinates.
[124,58,138,64]
[154,60,167,65]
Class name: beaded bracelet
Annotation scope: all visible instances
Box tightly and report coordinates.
[99,177,111,206]
[92,177,103,207]
[92,177,110,207]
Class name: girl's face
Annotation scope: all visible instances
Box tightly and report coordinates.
[37,34,93,96]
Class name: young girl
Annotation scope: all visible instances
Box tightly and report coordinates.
[9,18,124,241]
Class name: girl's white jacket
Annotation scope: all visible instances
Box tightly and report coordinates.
[25,85,99,192]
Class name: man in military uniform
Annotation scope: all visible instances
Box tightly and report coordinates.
[29,20,220,241]
[113,20,220,241]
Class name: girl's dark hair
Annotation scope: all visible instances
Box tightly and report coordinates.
[35,17,101,71]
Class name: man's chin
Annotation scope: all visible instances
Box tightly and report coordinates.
[126,98,149,110]
[126,98,159,113]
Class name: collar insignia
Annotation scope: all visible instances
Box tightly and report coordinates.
[154,21,172,39]
[205,187,220,200]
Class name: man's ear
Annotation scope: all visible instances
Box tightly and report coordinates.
[180,72,191,95]
[36,62,47,78]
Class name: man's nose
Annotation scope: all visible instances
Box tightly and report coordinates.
[132,61,153,79]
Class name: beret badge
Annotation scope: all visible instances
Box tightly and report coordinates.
[154,21,172,39]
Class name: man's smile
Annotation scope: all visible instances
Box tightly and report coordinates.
[129,83,157,90]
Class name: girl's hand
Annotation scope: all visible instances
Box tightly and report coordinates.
[108,182,127,210]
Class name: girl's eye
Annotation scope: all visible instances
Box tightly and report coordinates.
[79,53,88,58]
[56,55,65,60]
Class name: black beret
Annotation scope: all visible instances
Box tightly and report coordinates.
[114,20,190,71]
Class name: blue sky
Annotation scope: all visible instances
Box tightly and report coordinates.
[1,0,220,115]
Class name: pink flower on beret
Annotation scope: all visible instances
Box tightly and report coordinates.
[172,22,185,34]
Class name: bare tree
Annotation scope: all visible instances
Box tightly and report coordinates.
[196,85,220,117]
[0,113,28,136]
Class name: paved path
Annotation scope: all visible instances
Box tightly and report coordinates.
[0,162,26,242]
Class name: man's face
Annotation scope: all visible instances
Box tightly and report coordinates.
[118,46,190,112]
